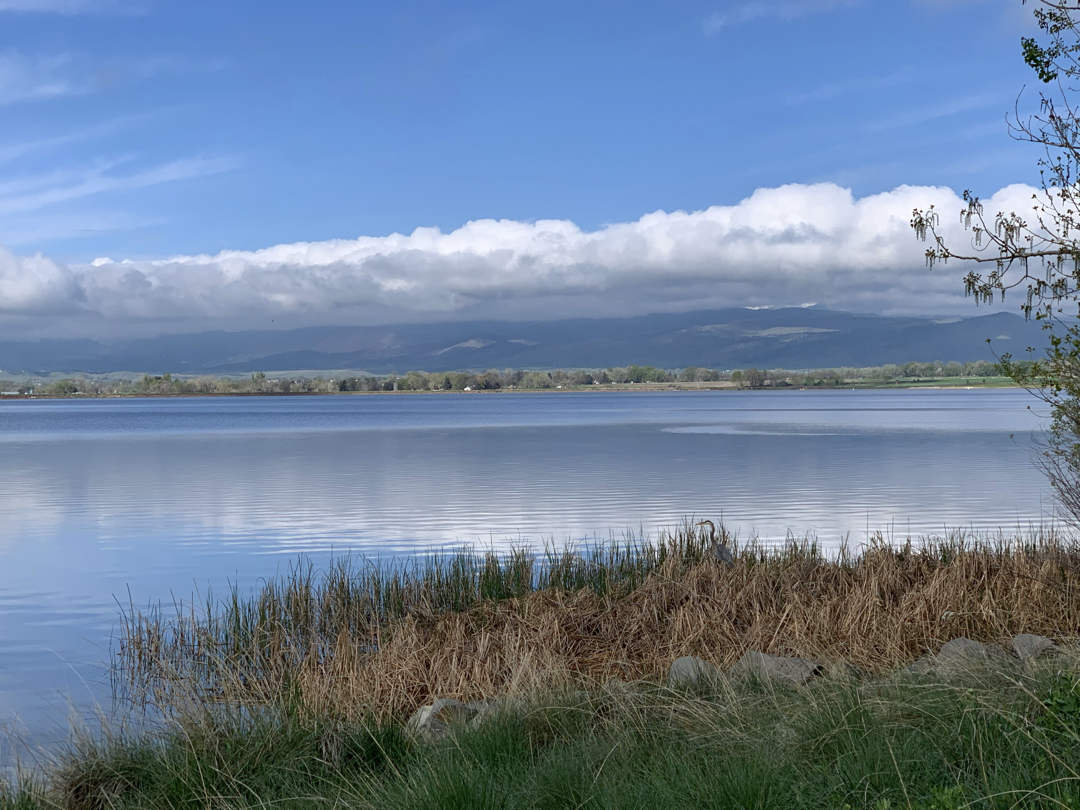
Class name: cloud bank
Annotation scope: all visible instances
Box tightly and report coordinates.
[0,182,1039,338]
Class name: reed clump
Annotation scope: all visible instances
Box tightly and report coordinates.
[116,523,1080,722]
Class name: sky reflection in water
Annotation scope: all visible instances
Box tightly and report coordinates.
[0,389,1054,758]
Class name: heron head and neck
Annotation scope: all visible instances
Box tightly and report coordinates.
[695,519,734,566]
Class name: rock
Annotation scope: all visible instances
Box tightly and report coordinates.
[931,638,1014,680]
[730,651,823,686]
[667,655,719,688]
[407,698,476,740]
[1012,633,1060,663]
[902,638,1014,679]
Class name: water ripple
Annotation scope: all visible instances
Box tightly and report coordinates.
[0,389,1054,757]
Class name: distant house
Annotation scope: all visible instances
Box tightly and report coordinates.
[1,391,20,396]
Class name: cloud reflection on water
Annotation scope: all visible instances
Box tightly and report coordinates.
[0,389,1056,755]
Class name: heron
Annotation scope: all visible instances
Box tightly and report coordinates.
[696,520,734,567]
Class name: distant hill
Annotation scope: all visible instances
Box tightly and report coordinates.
[0,307,1049,376]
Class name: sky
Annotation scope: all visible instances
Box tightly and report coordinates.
[0,0,1053,338]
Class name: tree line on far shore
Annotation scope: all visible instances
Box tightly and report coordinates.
[0,359,1005,397]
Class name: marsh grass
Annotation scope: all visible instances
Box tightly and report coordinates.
[114,522,723,715]
[111,522,1080,724]
[8,666,1080,809]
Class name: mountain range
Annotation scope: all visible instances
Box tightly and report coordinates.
[0,307,1049,376]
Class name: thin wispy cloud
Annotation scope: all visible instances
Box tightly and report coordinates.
[704,0,859,35]
[863,91,1002,132]
[0,210,157,246]
[0,152,238,250]
[0,154,238,216]
[786,69,919,105]
[0,112,163,165]
[0,50,85,105]
[0,50,229,108]
[123,54,230,80]
[0,0,141,14]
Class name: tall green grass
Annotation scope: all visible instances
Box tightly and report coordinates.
[8,666,1080,809]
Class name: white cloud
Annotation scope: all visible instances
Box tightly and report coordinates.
[0,182,1041,337]
[0,247,83,314]
[704,0,858,34]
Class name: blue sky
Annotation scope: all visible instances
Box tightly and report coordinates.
[0,0,1050,337]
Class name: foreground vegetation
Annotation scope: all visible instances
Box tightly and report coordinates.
[3,524,1080,807]
[111,524,1080,722]
[1,359,1006,397]
[6,663,1080,809]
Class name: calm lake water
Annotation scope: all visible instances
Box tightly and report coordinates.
[0,389,1055,758]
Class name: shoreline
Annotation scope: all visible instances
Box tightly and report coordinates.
[0,377,1020,400]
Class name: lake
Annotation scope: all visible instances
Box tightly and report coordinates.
[0,389,1054,758]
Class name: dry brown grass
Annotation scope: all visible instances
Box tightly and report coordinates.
[116,525,1080,722]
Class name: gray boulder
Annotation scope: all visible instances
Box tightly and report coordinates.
[667,655,719,688]
[934,638,1013,679]
[407,698,476,740]
[730,651,823,686]
[1012,633,1060,663]
[905,637,1015,681]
